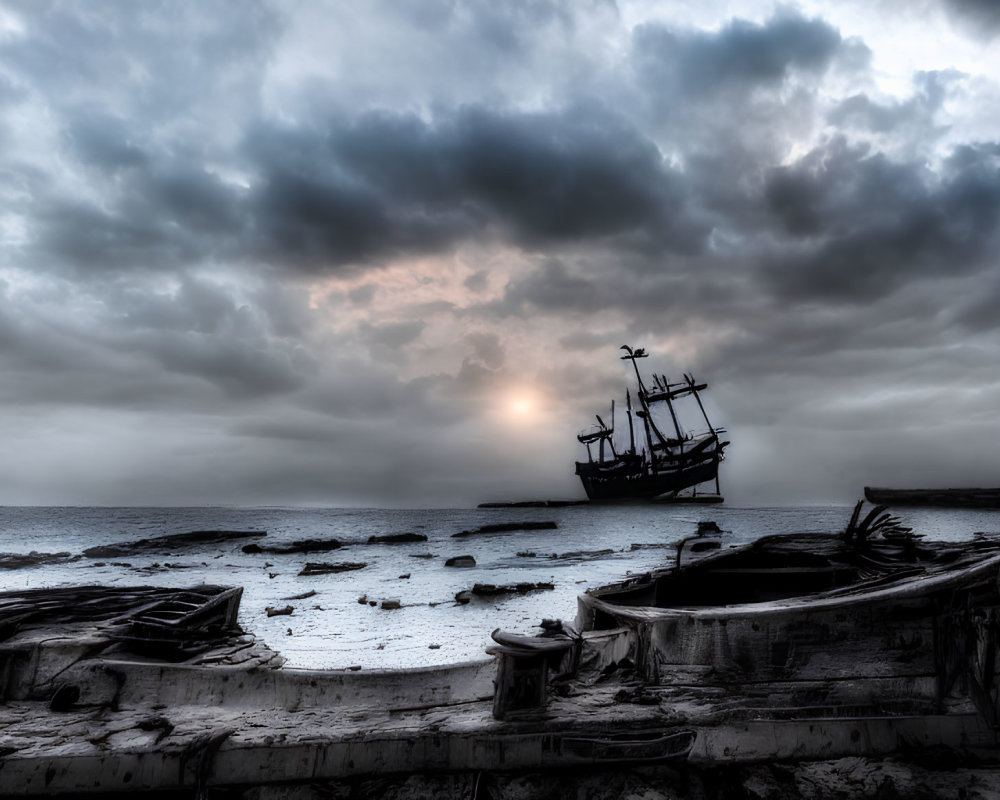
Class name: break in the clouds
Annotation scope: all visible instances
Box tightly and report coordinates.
[0,0,999,506]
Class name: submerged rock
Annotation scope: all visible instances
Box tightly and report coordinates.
[367,533,428,544]
[298,562,367,577]
[84,530,265,558]
[452,521,557,538]
[243,538,341,555]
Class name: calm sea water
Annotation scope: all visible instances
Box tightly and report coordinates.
[2,504,998,669]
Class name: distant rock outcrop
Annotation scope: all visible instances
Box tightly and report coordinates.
[242,538,341,555]
[452,522,557,539]
[83,530,265,558]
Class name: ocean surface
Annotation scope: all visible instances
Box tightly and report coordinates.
[2,503,999,670]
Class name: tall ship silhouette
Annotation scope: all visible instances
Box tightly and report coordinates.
[575,346,728,501]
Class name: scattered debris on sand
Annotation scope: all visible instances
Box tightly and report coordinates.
[452,521,557,538]
[297,562,367,577]
[454,582,555,604]
[83,530,265,558]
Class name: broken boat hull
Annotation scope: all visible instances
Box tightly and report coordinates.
[574,533,1000,727]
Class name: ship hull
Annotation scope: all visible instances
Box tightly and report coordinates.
[575,456,719,501]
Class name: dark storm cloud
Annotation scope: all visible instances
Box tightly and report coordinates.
[941,0,1000,38]
[11,6,865,287]
[245,103,702,271]
[28,100,702,277]
[67,111,149,171]
[763,138,1000,301]
[632,10,844,102]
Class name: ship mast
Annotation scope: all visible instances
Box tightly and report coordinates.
[620,345,674,465]
[685,372,724,494]
[653,373,685,452]
[625,389,636,455]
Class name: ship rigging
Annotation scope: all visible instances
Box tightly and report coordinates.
[574,346,729,501]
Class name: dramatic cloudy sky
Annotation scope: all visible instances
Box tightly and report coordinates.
[1,0,999,506]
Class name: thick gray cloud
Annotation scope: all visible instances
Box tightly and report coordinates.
[632,11,843,97]
[0,1,998,505]
[763,138,1000,301]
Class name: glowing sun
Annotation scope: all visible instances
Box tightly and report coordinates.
[510,397,533,416]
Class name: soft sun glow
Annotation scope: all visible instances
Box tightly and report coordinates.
[499,387,543,426]
[510,397,533,415]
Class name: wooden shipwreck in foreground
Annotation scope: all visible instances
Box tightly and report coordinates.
[491,503,1000,759]
[575,346,728,502]
[4,506,1000,795]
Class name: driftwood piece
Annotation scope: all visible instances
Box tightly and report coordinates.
[281,590,317,601]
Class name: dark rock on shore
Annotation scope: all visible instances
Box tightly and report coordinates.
[84,530,265,558]
[367,533,428,544]
[298,562,367,576]
[445,555,476,568]
[452,521,557,538]
[243,538,341,555]
[455,581,554,603]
